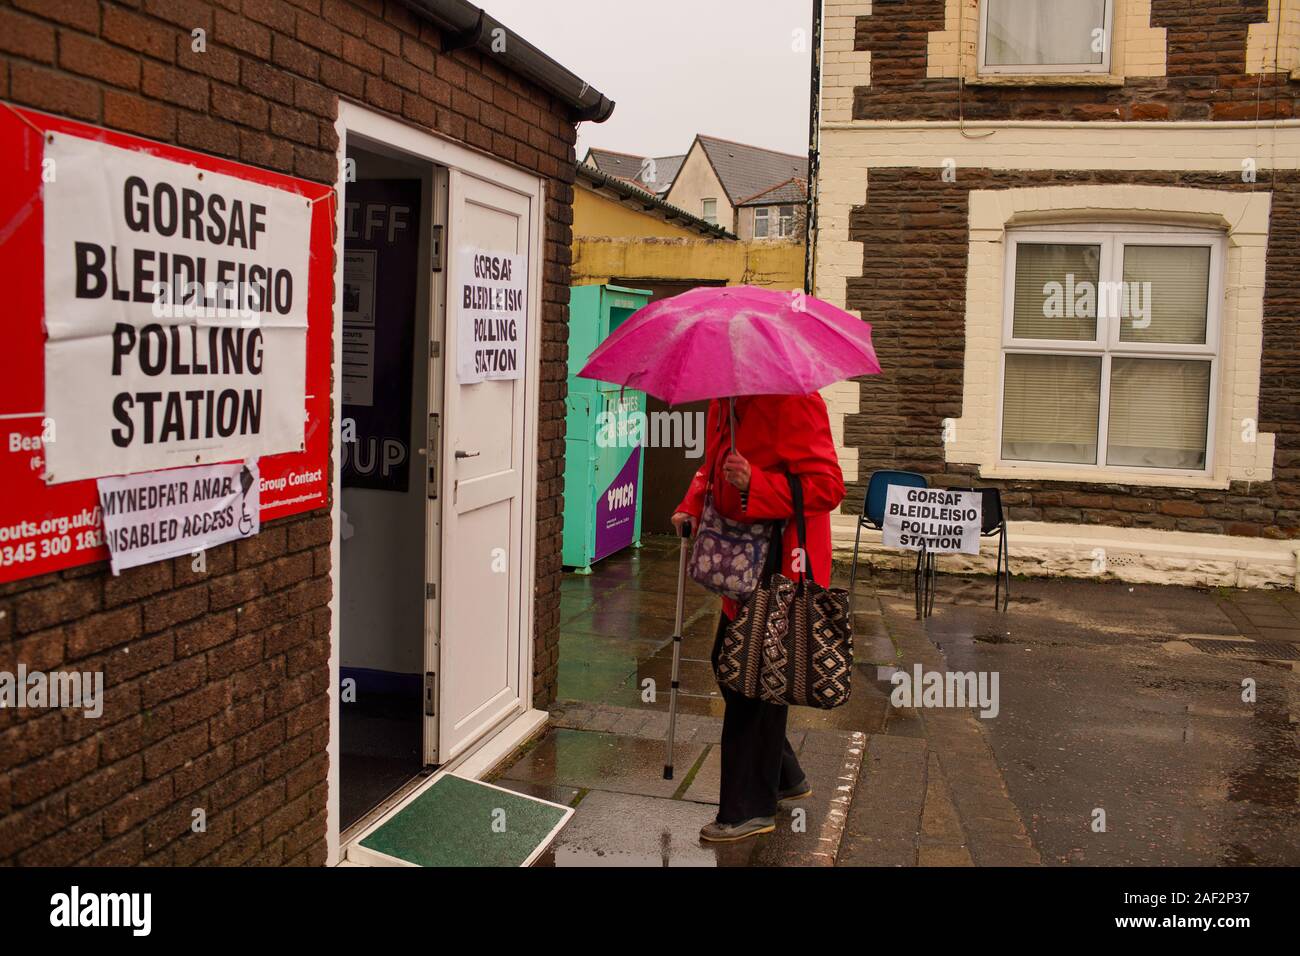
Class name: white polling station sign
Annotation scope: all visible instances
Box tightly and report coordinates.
[97,461,260,574]
[881,486,982,555]
[456,247,527,384]
[42,133,310,484]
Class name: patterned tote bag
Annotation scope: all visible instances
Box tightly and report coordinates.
[716,473,853,709]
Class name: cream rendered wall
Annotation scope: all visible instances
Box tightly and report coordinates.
[664,141,734,231]
[1247,0,1300,76]
[823,0,872,124]
[737,205,754,240]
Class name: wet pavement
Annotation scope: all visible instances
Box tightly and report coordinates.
[492,536,1300,866]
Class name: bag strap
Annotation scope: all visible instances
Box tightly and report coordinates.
[785,472,815,586]
[701,402,727,500]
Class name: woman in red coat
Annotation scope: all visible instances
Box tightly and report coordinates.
[672,392,845,842]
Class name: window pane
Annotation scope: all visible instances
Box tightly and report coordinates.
[1119,245,1211,345]
[1012,242,1101,340]
[1002,353,1101,464]
[1107,358,1210,469]
[753,209,768,238]
[985,0,1107,67]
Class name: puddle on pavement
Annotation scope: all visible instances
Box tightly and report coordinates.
[1227,701,1299,809]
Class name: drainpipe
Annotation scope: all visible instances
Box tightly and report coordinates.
[804,0,823,295]
[398,0,615,122]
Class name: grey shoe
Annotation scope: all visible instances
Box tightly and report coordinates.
[699,816,776,843]
[778,779,813,803]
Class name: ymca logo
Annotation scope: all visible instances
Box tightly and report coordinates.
[606,482,635,511]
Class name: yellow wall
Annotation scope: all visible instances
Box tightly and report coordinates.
[574,186,702,240]
[572,236,805,290]
[573,176,804,290]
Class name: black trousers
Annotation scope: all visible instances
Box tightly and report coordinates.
[711,614,805,824]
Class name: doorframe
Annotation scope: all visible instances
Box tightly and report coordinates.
[327,101,545,866]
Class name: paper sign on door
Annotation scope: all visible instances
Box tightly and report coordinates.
[456,247,527,384]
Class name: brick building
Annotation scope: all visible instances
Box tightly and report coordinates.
[816,0,1300,589]
[0,0,611,865]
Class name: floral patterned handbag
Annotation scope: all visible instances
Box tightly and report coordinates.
[687,491,774,601]
[687,429,774,602]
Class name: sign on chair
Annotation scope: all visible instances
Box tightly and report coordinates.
[882,487,982,555]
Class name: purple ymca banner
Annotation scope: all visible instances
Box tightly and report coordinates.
[594,446,640,561]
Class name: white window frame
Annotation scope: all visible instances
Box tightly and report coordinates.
[777,204,795,237]
[978,0,1114,76]
[996,223,1225,480]
[753,206,770,238]
[701,198,717,225]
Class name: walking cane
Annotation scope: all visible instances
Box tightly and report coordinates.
[663,518,691,779]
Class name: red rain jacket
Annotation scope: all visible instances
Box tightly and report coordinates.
[675,393,846,618]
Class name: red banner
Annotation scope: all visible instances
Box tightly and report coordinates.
[0,105,334,583]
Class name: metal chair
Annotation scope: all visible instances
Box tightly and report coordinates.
[950,486,1011,611]
[849,470,930,615]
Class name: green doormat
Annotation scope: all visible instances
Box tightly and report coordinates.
[356,774,573,867]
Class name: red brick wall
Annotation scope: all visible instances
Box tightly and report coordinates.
[851,0,1296,122]
[0,0,579,864]
[844,167,1300,539]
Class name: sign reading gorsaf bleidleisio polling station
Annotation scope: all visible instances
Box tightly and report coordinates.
[97,461,260,574]
[456,247,527,384]
[882,486,983,555]
[42,133,311,484]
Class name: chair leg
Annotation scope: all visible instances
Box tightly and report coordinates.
[994,534,1002,611]
[914,547,924,620]
[926,551,937,617]
[849,521,863,616]
[1001,524,1011,612]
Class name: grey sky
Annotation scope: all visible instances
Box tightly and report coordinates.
[482,0,813,160]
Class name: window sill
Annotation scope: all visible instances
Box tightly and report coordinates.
[968,73,1126,88]
[979,464,1229,491]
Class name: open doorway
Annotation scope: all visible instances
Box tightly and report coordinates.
[330,104,548,859]
[338,141,443,831]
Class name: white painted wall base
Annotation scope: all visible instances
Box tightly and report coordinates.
[833,517,1300,591]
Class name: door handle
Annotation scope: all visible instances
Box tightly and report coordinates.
[455,449,480,459]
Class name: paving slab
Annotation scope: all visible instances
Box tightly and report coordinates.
[498,729,705,800]
[534,790,730,867]
[838,735,927,866]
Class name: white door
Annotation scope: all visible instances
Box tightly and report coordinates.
[437,169,534,761]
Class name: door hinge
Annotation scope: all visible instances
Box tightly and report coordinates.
[425,582,436,600]
[424,671,437,717]
[427,412,440,499]
[430,340,440,358]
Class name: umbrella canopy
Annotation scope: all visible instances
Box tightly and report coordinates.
[577,285,880,403]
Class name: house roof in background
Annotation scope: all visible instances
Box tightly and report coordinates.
[582,148,684,196]
[644,154,685,194]
[736,177,808,207]
[574,163,735,238]
[694,135,808,205]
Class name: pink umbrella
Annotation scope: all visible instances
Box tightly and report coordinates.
[578,284,881,404]
[575,284,881,781]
